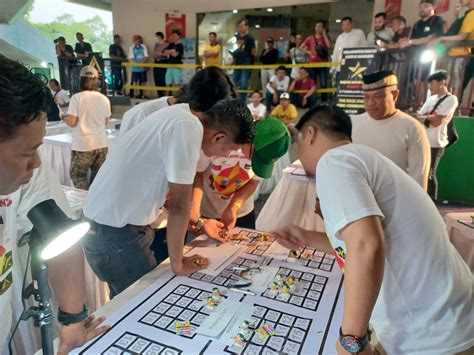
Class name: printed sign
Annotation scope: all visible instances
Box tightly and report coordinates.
[337,47,378,115]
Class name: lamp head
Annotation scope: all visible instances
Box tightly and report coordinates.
[26,199,90,260]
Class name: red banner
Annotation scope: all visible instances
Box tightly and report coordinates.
[435,0,450,14]
[166,13,186,38]
[385,0,402,26]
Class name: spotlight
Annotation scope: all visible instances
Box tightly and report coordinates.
[267,8,273,12]
[232,9,238,14]
[336,19,342,23]
[420,49,435,64]
[255,24,261,28]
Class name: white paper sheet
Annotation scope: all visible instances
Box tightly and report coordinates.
[72,229,344,355]
[195,299,243,337]
[185,244,243,276]
[218,303,255,346]
[195,299,255,346]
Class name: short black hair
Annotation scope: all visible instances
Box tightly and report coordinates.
[49,78,60,86]
[375,12,387,19]
[296,105,352,141]
[57,36,66,42]
[209,32,217,37]
[0,55,51,140]
[428,70,448,82]
[394,16,406,25]
[342,17,352,23]
[316,19,326,27]
[76,32,83,37]
[184,66,236,112]
[276,65,286,72]
[250,90,263,98]
[113,34,121,39]
[238,18,249,26]
[171,29,181,36]
[155,31,164,39]
[203,98,255,145]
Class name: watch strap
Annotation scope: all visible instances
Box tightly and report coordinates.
[339,327,371,352]
[193,218,205,231]
[58,305,88,326]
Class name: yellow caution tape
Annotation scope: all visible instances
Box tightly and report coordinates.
[121,62,340,69]
[123,85,337,94]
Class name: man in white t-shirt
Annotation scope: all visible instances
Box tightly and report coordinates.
[63,66,111,190]
[119,96,177,136]
[49,78,70,114]
[416,70,459,200]
[332,17,367,77]
[83,68,255,298]
[190,117,290,240]
[0,55,107,354]
[265,65,290,111]
[247,90,266,121]
[275,105,474,354]
[351,70,431,190]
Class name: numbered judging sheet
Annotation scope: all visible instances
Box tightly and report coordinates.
[72,229,344,355]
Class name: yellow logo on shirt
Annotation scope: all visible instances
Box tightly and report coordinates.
[209,162,250,198]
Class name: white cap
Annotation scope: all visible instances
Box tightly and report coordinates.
[79,66,99,78]
[279,92,290,100]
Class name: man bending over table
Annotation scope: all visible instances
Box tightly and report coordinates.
[274,105,474,354]
[83,68,255,298]
[190,117,291,240]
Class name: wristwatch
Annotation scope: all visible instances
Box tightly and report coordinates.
[192,218,205,232]
[339,327,370,354]
[58,305,88,326]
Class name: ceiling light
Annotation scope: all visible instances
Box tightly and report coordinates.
[255,24,261,28]
[336,19,342,23]
[232,9,238,14]
[267,8,273,12]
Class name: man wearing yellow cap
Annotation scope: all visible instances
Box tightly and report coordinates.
[351,70,431,190]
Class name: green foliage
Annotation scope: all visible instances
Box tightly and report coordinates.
[25,13,113,56]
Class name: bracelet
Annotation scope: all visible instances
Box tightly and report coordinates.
[232,202,242,210]
[190,217,205,232]
[58,305,88,326]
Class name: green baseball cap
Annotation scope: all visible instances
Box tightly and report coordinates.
[252,117,291,179]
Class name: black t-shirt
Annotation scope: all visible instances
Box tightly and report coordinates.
[392,27,412,43]
[260,48,279,64]
[109,44,126,64]
[58,44,75,58]
[166,43,184,64]
[75,42,93,54]
[235,34,255,65]
[410,15,445,40]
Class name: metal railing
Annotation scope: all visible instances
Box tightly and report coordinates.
[56,40,473,116]
[375,40,474,115]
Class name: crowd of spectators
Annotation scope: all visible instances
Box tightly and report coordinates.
[53,0,473,112]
